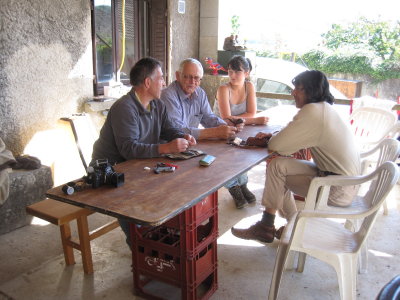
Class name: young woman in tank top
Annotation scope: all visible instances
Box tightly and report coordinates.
[214,56,268,126]
[214,55,268,209]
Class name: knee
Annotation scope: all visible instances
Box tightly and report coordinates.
[267,157,291,175]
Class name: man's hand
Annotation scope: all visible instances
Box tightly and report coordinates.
[216,125,237,139]
[159,138,191,154]
[235,122,245,132]
[184,134,197,146]
[198,125,238,140]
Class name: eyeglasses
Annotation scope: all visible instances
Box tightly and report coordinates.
[182,74,202,83]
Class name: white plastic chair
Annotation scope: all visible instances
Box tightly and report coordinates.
[349,107,397,151]
[385,121,400,140]
[351,96,397,115]
[286,139,400,275]
[360,138,400,215]
[268,162,399,300]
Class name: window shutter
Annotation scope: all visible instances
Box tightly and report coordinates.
[148,0,167,76]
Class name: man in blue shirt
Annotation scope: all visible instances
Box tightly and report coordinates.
[160,58,240,140]
[160,58,252,209]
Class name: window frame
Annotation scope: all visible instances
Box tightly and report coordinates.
[91,0,155,96]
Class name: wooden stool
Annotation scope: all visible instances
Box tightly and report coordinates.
[26,198,119,274]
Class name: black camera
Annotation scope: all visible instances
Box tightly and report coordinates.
[84,159,124,188]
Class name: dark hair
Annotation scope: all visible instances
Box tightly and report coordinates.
[292,70,334,105]
[228,55,252,73]
[129,57,162,86]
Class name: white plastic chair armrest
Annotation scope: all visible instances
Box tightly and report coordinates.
[304,174,369,210]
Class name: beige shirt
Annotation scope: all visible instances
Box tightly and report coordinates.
[269,102,360,176]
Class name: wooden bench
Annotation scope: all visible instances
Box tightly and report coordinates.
[26,198,119,274]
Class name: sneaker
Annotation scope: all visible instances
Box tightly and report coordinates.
[240,184,256,204]
[228,185,248,209]
[231,221,276,243]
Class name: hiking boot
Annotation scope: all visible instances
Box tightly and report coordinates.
[231,221,276,243]
[228,185,248,209]
[240,184,256,204]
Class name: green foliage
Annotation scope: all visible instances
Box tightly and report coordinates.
[231,15,240,35]
[300,50,400,81]
[322,17,400,61]
[255,49,277,58]
[295,17,400,82]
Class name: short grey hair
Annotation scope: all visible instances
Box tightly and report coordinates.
[178,58,204,76]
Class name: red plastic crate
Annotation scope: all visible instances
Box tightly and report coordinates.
[163,193,218,231]
[131,192,219,299]
[133,213,218,260]
[182,270,218,300]
[133,242,218,300]
[183,242,217,283]
[181,215,218,259]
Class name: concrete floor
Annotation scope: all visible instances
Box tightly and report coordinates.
[0,161,399,300]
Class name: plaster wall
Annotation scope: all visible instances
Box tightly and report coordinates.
[0,0,93,156]
[167,0,200,83]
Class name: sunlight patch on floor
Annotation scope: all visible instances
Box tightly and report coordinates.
[368,249,393,258]
[30,217,50,226]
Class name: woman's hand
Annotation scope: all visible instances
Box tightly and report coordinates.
[255,116,269,125]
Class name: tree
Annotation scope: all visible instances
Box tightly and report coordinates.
[322,17,400,61]
[231,15,240,35]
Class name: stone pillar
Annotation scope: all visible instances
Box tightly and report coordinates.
[199,0,219,72]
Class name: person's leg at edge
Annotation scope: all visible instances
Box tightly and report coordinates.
[118,218,132,250]
[231,157,317,243]
[225,176,248,209]
[238,173,256,204]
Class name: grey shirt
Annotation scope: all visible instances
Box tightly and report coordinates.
[160,81,226,139]
[91,91,185,164]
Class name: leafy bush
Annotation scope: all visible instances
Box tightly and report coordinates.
[300,50,400,82]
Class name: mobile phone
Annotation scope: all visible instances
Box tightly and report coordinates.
[199,155,216,166]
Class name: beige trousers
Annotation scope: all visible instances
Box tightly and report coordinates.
[261,157,357,220]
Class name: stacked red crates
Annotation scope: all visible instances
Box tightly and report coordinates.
[131,192,218,300]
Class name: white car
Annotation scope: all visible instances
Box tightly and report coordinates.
[254,57,347,111]
[254,57,350,123]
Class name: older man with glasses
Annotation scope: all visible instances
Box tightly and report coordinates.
[161,58,241,140]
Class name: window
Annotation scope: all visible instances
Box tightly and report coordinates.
[91,0,167,96]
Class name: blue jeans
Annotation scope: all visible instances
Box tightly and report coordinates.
[225,172,248,189]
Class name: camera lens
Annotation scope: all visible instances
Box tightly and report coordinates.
[62,185,75,195]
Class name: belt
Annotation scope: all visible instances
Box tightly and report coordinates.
[317,170,339,177]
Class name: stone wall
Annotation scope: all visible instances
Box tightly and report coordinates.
[0,1,93,156]
[167,0,200,83]
[0,166,53,235]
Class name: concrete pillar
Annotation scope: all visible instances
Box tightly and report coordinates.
[199,0,219,71]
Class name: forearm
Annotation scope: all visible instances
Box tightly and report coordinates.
[158,143,171,154]
[241,116,259,125]
[198,127,220,140]
[119,141,160,159]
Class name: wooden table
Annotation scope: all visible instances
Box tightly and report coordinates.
[46,124,280,299]
[46,124,280,226]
